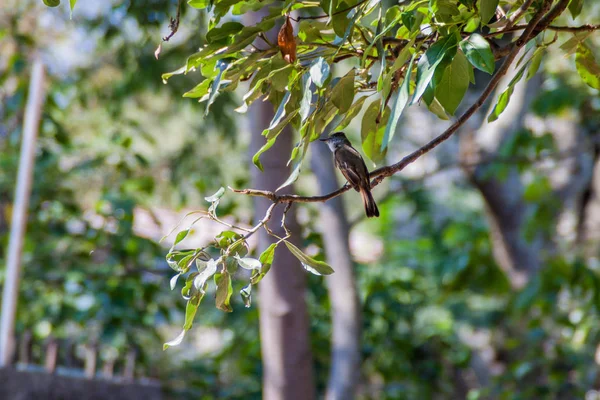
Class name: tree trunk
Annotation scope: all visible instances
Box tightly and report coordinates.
[460,57,544,289]
[249,92,315,400]
[311,142,361,400]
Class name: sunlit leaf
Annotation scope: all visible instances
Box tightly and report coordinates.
[575,43,600,90]
[251,243,277,285]
[253,137,277,171]
[188,0,210,8]
[300,73,313,122]
[194,258,218,291]
[284,241,334,275]
[382,53,416,151]
[69,0,77,17]
[435,50,470,115]
[173,229,190,246]
[205,60,230,116]
[170,273,181,290]
[488,60,529,122]
[412,34,458,104]
[234,255,262,270]
[309,57,330,88]
[205,187,225,202]
[240,284,252,308]
[460,33,495,75]
[362,99,389,164]
[215,271,233,312]
[163,329,185,350]
[265,92,292,132]
[43,0,60,7]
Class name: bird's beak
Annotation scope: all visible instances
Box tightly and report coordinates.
[319,137,329,142]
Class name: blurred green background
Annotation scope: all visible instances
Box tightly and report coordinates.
[2,1,600,399]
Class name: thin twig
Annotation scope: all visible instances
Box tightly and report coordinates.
[163,0,182,42]
[486,23,600,38]
[506,0,536,29]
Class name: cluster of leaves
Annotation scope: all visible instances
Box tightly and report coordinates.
[146,0,600,348]
[162,0,599,172]
[163,188,334,349]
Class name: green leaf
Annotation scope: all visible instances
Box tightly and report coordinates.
[43,0,60,7]
[479,0,499,25]
[188,0,210,8]
[234,255,262,270]
[69,0,76,17]
[298,20,324,42]
[430,0,459,23]
[488,61,528,122]
[259,244,276,268]
[163,330,186,350]
[162,66,186,83]
[173,229,190,246]
[240,284,252,308]
[382,53,416,151]
[362,100,390,164]
[264,110,299,140]
[568,0,583,19]
[252,243,277,284]
[332,2,351,37]
[527,48,544,80]
[276,160,302,191]
[435,50,471,115]
[265,91,292,132]
[575,43,600,90]
[206,22,245,43]
[331,69,355,113]
[427,97,450,120]
[460,33,495,74]
[181,272,198,298]
[560,32,592,56]
[183,79,211,99]
[310,57,330,88]
[205,60,230,116]
[284,241,334,275]
[205,187,225,202]
[253,137,277,171]
[412,34,458,104]
[336,96,367,131]
[170,273,181,290]
[215,271,233,312]
[184,290,205,330]
[194,258,218,291]
[300,74,313,122]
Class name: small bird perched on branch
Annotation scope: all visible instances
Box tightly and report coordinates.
[320,132,379,218]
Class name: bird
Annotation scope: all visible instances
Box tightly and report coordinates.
[320,132,380,218]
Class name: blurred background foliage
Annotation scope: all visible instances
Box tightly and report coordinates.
[1,0,600,399]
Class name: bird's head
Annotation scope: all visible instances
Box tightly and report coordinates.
[319,131,351,152]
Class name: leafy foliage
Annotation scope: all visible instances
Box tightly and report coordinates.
[149,0,600,347]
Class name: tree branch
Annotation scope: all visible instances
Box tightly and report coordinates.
[230,0,563,207]
[506,0,536,29]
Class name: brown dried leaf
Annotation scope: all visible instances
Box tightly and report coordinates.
[278,15,297,64]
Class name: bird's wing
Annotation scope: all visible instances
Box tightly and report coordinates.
[334,146,369,191]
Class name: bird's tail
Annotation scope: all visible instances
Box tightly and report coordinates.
[360,187,380,218]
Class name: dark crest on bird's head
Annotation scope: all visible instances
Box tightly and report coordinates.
[319,131,349,143]
[319,131,351,152]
